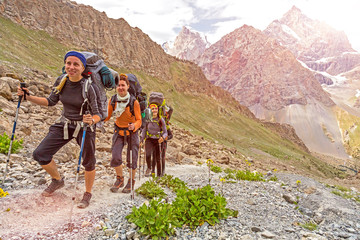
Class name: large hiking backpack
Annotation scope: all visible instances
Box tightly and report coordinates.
[148,92,173,131]
[148,92,166,118]
[81,52,119,129]
[127,74,147,114]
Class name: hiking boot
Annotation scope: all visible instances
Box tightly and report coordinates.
[145,168,151,177]
[77,192,92,209]
[122,179,135,193]
[110,175,124,192]
[41,177,65,197]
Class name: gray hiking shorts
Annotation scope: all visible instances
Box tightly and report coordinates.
[111,131,139,169]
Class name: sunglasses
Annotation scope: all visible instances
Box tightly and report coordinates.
[117,100,128,103]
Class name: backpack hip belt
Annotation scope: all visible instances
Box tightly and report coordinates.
[146,131,161,139]
[55,116,94,140]
[114,124,136,144]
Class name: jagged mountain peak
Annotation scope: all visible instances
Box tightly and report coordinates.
[283,5,304,19]
[163,25,210,61]
[264,4,360,86]
[264,6,355,62]
[179,26,210,45]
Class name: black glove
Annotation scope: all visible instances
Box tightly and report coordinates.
[99,66,115,89]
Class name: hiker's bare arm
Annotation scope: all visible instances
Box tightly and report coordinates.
[17,87,49,106]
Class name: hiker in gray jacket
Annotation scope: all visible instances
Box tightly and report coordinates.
[17,51,100,208]
[141,103,167,177]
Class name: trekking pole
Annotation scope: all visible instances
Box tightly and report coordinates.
[158,137,162,177]
[142,140,145,176]
[138,136,141,181]
[69,114,88,231]
[161,140,166,176]
[129,130,134,200]
[2,82,26,187]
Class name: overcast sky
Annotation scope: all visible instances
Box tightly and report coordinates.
[73,0,360,52]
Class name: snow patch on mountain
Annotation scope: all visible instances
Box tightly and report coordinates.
[281,24,300,40]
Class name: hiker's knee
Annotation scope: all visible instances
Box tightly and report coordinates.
[83,161,95,171]
[33,148,51,165]
[110,156,123,167]
[127,159,137,170]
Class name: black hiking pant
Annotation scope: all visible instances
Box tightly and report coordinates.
[33,123,96,171]
[158,128,172,175]
[145,138,161,176]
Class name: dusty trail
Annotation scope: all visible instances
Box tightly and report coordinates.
[0,177,146,239]
[0,165,206,239]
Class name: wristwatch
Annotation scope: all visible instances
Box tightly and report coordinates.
[91,118,95,125]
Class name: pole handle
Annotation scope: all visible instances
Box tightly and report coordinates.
[20,82,27,101]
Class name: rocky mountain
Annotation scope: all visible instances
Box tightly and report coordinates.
[0,0,173,80]
[197,25,333,111]
[163,26,210,61]
[162,6,360,158]
[264,6,360,156]
[264,6,360,79]
[195,24,350,158]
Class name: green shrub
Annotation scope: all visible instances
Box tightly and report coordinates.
[0,132,23,154]
[236,170,264,181]
[157,174,188,192]
[300,221,318,231]
[135,178,167,200]
[334,185,350,192]
[268,175,278,182]
[224,168,236,174]
[129,178,238,239]
[210,165,222,173]
[172,185,238,230]
[126,199,181,240]
[224,169,265,182]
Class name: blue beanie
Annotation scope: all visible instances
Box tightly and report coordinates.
[64,51,87,68]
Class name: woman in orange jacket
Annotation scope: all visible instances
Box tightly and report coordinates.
[104,74,142,193]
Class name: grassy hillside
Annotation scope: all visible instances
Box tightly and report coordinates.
[0,17,68,76]
[336,106,360,159]
[0,16,345,179]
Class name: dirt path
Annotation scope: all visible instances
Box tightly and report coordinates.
[0,177,147,239]
[0,164,207,240]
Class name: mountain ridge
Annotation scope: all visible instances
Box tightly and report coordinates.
[163,6,360,159]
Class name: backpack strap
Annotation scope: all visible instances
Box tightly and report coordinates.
[128,95,136,117]
[80,77,92,115]
[110,94,117,111]
[110,94,136,117]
